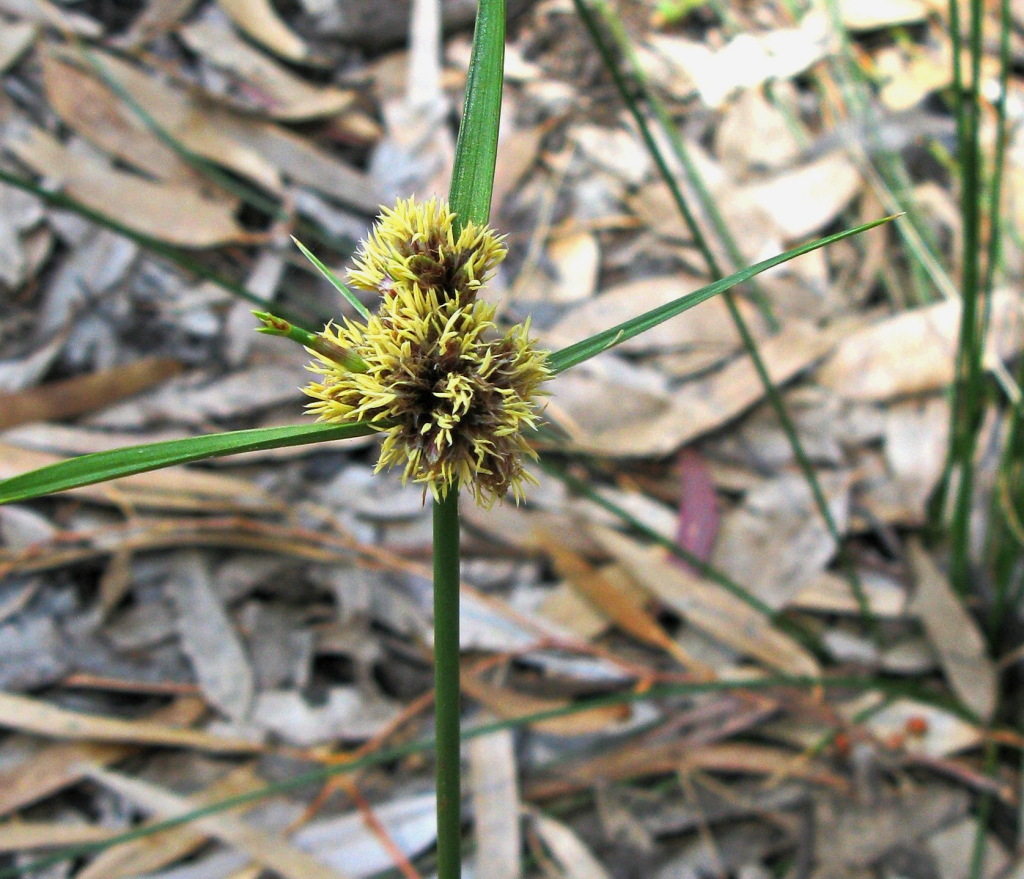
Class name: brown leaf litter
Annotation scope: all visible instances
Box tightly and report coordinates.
[0,1,1020,877]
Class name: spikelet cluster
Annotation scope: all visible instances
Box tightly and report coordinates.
[303,198,551,506]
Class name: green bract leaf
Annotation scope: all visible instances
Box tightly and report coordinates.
[0,422,376,505]
[292,236,372,321]
[548,215,899,374]
[448,0,505,227]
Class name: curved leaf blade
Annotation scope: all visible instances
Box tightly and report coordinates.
[0,421,377,504]
[548,215,899,374]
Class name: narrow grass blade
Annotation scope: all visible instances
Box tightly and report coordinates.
[540,460,827,658]
[574,0,885,633]
[0,168,317,327]
[72,43,352,256]
[432,488,462,879]
[448,0,505,227]
[589,0,778,330]
[292,236,371,321]
[946,0,988,595]
[0,672,980,879]
[548,215,898,374]
[0,422,376,504]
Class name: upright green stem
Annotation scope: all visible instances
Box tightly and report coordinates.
[437,0,503,872]
[946,0,986,595]
[432,487,463,878]
[576,0,875,633]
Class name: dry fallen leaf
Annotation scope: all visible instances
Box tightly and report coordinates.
[641,13,835,108]
[544,230,601,303]
[292,792,439,879]
[45,45,381,211]
[180,20,354,120]
[530,811,613,879]
[470,727,521,879]
[0,822,115,851]
[907,539,997,721]
[742,152,863,241]
[41,53,201,186]
[928,817,1010,879]
[711,471,851,611]
[167,552,256,723]
[527,738,842,800]
[882,396,950,524]
[839,0,930,29]
[0,691,261,752]
[0,20,35,72]
[854,697,984,758]
[557,320,847,457]
[217,0,310,61]
[789,571,909,618]
[85,766,348,879]
[0,699,206,817]
[0,357,184,430]
[716,87,803,174]
[537,530,713,674]
[0,0,100,35]
[816,783,968,870]
[461,670,631,737]
[816,290,1024,400]
[591,525,820,677]
[6,125,247,247]
[76,764,267,879]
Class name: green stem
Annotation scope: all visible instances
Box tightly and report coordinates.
[437,0,504,872]
[6,671,986,879]
[0,167,318,326]
[968,737,998,879]
[432,487,463,879]
[575,0,876,634]
[947,0,986,595]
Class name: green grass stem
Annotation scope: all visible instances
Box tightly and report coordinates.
[541,460,828,658]
[0,167,318,326]
[432,488,463,879]
[593,1,779,331]
[436,1,506,875]
[946,0,988,596]
[0,672,984,879]
[574,0,877,632]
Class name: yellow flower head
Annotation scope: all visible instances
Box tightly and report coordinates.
[304,198,551,507]
[347,197,507,306]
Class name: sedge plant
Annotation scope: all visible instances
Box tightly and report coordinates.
[0,1,894,876]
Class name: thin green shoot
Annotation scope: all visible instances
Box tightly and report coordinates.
[0,216,895,506]
[549,217,896,375]
[594,0,779,331]
[575,0,880,634]
[0,167,318,326]
[253,311,369,372]
[945,0,988,596]
[541,459,828,658]
[0,672,984,879]
[292,237,372,321]
[0,422,377,504]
